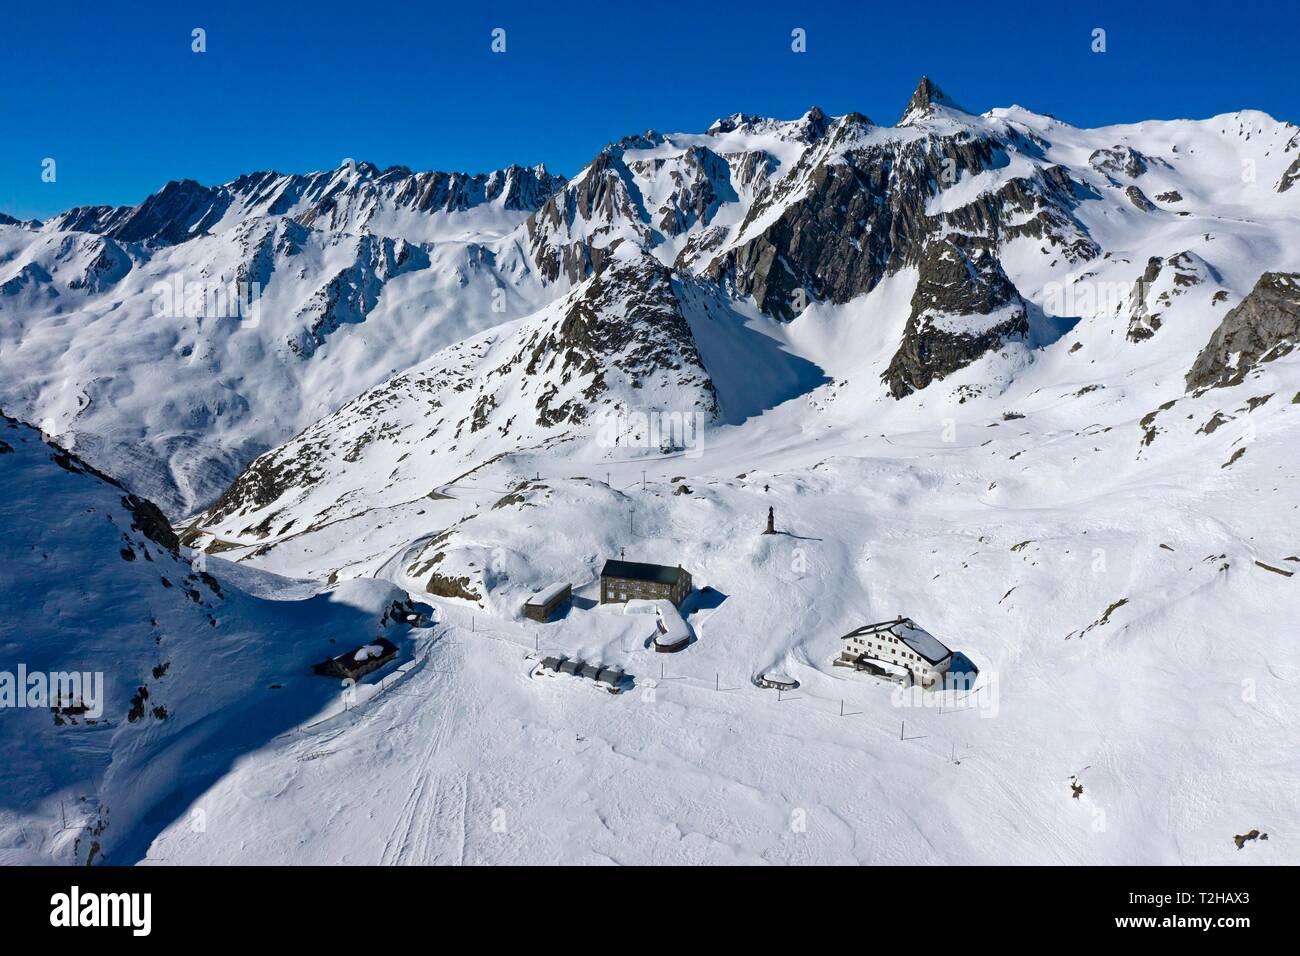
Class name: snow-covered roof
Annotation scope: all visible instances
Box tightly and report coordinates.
[857,657,911,680]
[841,618,952,665]
[653,602,691,646]
[894,621,951,664]
[525,581,570,607]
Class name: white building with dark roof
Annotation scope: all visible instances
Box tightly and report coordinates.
[837,618,953,688]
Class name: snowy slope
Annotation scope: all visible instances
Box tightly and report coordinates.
[0,412,423,864]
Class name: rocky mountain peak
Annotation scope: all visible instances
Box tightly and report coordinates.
[898,75,966,125]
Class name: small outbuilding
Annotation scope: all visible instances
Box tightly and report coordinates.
[596,666,626,691]
[649,600,692,653]
[312,637,399,681]
[523,582,572,622]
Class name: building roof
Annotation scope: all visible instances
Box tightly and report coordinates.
[841,618,952,665]
[525,582,571,607]
[600,559,684,585]
[652,602,691,647]
[894,620,951,664]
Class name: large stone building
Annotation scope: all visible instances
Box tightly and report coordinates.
[837,617,953,688]
[599,559,692,608]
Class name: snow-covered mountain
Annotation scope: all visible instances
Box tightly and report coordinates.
[4,77,1300,865]
[4,78,1299,520]
[0,161,566,514]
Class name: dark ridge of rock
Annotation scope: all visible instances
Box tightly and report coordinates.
[123,494,180,554]
[707,118,1094,321]
[519,257,718,427]
[65,237,132,293]
[628,145,737,237]
[1187,272,1300,390]
[526,149,653,285]
[45,164,567,248]
[1277,156,1300,193]
[708,134,973,316]
[288,234,429,359]
[882,236,1029,399]
[1124,185,1157,211]
[1127,251,1213,342]
[107,179,230,245]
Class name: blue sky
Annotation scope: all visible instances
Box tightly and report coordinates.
[3,0,1295,220]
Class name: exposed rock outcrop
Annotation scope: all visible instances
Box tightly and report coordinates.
[1127,251,1217,342]
[882,237,1028,398]
[1187,272,1300,390]
[1089,145,1149,179]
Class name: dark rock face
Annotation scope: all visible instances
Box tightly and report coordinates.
[1127,256,1168,342]
[1187,272,1300,390]
[519,257,718,427]
[109,180,230,244]
[707,116,1092,323]
[526,150,653,285]
[882,237,1028,398]
[708,119,992,319]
